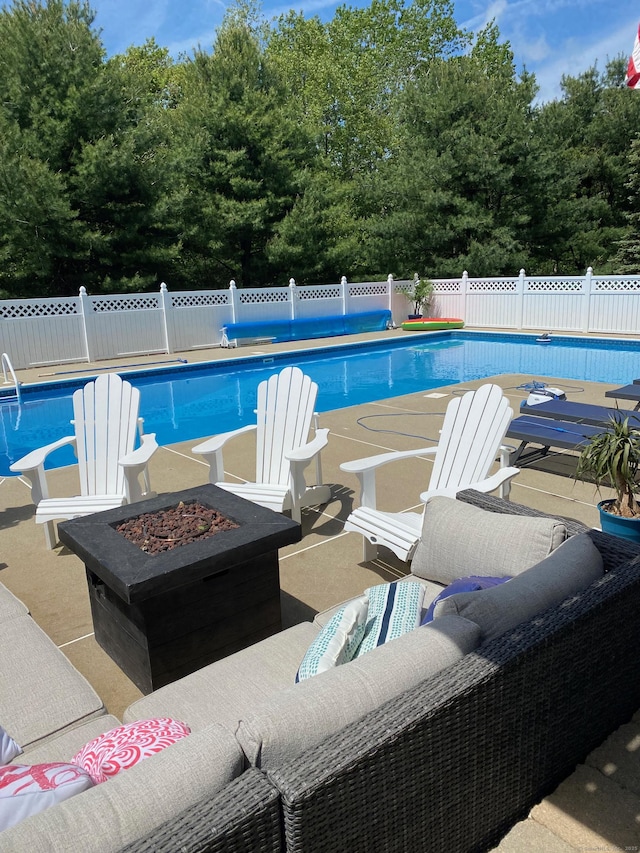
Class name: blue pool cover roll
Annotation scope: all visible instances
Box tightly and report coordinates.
[224,310,392,344]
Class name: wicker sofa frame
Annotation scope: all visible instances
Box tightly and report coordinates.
[124,490,640,853]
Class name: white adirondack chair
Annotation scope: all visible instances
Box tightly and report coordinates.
[10,373,158,549]
[340,383,520,562]
[192,366,330,523]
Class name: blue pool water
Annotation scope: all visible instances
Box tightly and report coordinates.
[1,330,638,477]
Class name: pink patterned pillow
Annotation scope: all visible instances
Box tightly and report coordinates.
[71,718,190,784]
[0,763,94,830]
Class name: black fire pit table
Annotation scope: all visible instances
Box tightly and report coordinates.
[58,484,301,694]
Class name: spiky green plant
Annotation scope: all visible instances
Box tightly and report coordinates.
[575,414,640,518]
[400,274,434,316]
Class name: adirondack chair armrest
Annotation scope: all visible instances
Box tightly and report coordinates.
[119,434,158,502]
[498,444,516,466]
[192,424,257,456]
[119,433,158,469]
[10,435,77,475]
[420,486,463,501]
[340,446,438,509]
[419,466,520,504]
[285,429,330,509]
[192,425,258,484]
[9,435,77,505]
[285,428,330,465]
[339,445,438,475]
[471,466,520,498]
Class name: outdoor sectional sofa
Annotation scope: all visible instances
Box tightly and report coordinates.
[3,490,640,852]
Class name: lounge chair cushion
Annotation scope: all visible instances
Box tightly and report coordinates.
[433,532,603,643]
[0,618,105,751]
[411,497,567,584]
[236,615,480,769]
[123,622,320,732]
[296,596,368,682]
[19,716,122,766]
[0,586,29,622]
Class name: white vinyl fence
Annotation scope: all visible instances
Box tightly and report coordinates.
[1,269,639,370]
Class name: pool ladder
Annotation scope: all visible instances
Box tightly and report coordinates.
[1,353,21,404]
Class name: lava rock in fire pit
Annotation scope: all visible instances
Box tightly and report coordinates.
[116,500,239,554]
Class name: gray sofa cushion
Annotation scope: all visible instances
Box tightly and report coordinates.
[0,723,243,852]
[411,496,567,584]
[433,532,603,643]
[236,615,480,769]
[0,585,29,622]
[0,617,105,750]
[124,621,319,731]
[18,715,122,765]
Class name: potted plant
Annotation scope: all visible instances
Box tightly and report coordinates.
[401,274,434,319]
[575,411,640,542]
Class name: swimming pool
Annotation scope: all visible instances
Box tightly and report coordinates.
[1,330,638,477]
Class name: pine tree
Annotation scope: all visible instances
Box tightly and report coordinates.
[611,137,640,273]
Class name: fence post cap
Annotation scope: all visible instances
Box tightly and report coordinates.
[229,280,236,289]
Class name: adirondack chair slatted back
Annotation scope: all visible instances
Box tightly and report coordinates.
[429,384,513,491]
[73,374,140,497]
[255,367,317,486]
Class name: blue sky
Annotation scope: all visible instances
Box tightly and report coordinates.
[91,0,638,103]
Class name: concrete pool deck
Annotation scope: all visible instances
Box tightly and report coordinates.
[2,330,640,849]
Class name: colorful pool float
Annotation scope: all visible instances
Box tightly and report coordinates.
[401,317,465,331]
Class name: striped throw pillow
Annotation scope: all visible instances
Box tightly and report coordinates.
[355,581,425,658]
[296,595,369,682]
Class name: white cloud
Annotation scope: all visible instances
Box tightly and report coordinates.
[458,1,637,102]
[265,0,358,21]
[521,34,550,63]
[165,28,219,57]
[529,15,638,102]
[92,0,639,104]
[480,0,509,28]
[94,0,171,53]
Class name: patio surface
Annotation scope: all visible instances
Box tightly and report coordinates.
[2,329,640,850]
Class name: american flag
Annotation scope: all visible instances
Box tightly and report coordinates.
[626,22,640,88]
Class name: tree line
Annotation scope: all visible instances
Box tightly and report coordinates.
[1,0,640,299]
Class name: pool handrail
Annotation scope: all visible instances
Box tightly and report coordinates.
[1,352,21,404]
